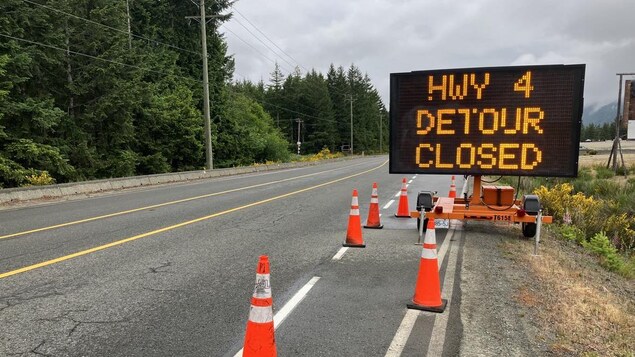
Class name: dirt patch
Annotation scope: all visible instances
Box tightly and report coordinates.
[501,228,635,356]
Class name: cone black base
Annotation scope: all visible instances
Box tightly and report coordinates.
[343,243,366,248]
[363,224,383,229]
[407,299,447,313]
[394,214,411,218]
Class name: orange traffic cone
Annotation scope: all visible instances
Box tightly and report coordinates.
[395,178,411,217]
[407,219,447,313]
[344,189,365,248]
[448,175,456,198]
[243,256,277,357]
[364,183,383,229]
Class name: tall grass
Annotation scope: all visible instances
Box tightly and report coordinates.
[499,165,635,277]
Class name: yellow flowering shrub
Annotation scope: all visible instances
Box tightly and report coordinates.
[23,171,55,186]
[534,183,600,222]
[603,213,635,252]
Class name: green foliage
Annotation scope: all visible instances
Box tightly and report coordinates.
[556,224,586,244]
[527,169,635,277]
[582,232,625,272]
[0,0,384,188]
[594,166,615,179]
[580,122,615,141]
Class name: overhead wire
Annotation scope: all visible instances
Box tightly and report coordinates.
[230,17,297,71]
[221,24,293,73]
[15,0,341,127]
[0,33,200,84]
[22,0,202,57]
[231,6,308,73]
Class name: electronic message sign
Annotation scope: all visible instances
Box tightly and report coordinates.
[390,64,585,177]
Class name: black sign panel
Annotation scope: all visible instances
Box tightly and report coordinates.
[390,64,585,177]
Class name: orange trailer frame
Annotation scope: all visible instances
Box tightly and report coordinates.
[410,175,553,225]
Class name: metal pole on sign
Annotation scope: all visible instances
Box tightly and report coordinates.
[416,210,424,245]
[533,210,542,256]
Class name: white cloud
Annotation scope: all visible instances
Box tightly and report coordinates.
[225,0,635,108]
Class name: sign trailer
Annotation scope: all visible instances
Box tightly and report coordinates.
[390,64,586,237]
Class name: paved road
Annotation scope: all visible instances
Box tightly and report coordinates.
[0,156,467,356]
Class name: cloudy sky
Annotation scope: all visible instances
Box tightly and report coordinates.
[220,0,634,112]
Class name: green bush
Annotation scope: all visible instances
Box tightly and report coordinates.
[583,232,624,272]
[556,224,586,244]
[594,166,615,179]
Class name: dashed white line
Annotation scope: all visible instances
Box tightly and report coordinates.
[273,277,321,329]
[408,180,413,184]
[394,192,401,197]
[234,276,321,357]
[383,200,395,209]
[332,247,349,260]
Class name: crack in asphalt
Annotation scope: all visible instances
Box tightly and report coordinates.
[39,309,129,338]
[31,340,51,357]
[143,287,181,293]
[147,261,172,274]
[0,287,64,312]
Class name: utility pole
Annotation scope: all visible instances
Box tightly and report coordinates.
[607,72,635,173]
[187,0,215,170]
[295,118,303,154]
[346,95,356,154]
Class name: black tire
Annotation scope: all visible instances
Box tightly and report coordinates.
[522,222,537,238]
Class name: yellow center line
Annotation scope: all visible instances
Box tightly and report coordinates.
[0,160,388,279]
[0,161,371,241]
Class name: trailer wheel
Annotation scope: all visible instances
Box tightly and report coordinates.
[522,222,537,238]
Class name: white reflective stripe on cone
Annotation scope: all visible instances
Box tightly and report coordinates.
[253,274,272,298]
[421,248,437,259]
[401,190,407,195]
[372,188,378,195]
[350,209,360,216]
[423,231,436,245]
[371,197,379,203]
[352,196,359,206]
[248,305,273,323]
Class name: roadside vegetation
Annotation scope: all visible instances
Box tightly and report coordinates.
[0,1,387,189]
[503,164,635,278]
[499,163,635,356]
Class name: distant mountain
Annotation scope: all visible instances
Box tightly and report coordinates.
[582,102,617,126]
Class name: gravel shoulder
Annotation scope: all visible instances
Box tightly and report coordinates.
[459,221,548,356]
[459,221,635,356]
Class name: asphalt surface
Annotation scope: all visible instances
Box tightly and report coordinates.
[0,156,467,356]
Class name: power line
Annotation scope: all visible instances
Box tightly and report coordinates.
[0,33,200,83]
[231,6,308,73]
[231,17,297,71]
[228,88,337,124]
[22,0,202,57]
[221,24,293,73]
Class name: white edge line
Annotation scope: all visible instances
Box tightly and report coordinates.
[385,309,420,356]
[332,247,349,260]
[234,276,321,357]
[383,200,395,209]
[408,180,413,184]
[394,192,400,197]
[384,226,456,357]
